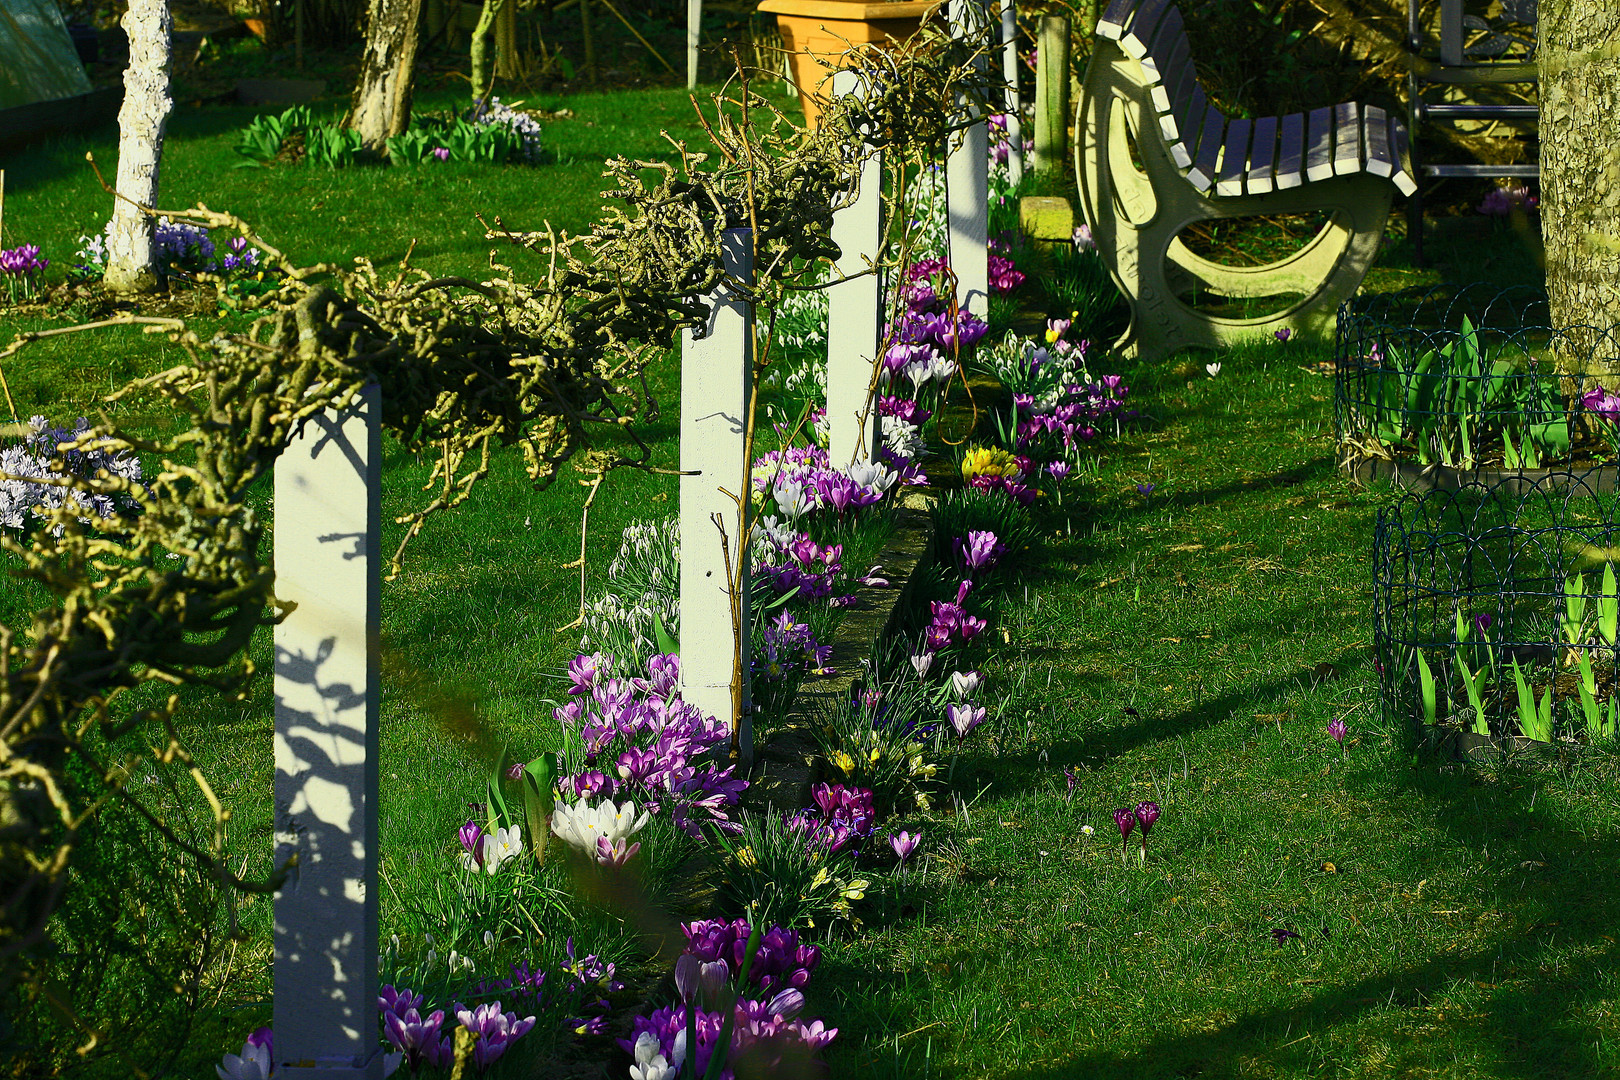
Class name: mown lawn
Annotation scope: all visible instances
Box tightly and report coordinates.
[4,70,1608,1080]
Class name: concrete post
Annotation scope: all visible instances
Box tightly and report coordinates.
[273,382,385,1079]
[1000,0,1023,184]
[680,229,754,763]
[948,0,990,319]
[826,70,883,472]
[687,0,701,89]
[1033,15,1070,173]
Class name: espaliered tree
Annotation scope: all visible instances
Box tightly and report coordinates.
[0,27,1002,1000]
[1538,1,1620,377]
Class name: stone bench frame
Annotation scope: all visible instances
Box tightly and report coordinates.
[1075,0,1418,361]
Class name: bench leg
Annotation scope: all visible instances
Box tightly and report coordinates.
[1075,45,1397,362]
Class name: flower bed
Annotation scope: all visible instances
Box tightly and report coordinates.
[1335,284,1620,483]
[1374,471,1620,753]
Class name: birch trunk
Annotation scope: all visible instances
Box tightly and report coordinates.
[345,0,423,148]
[104,0,171,295]
[1539,1,1620,380]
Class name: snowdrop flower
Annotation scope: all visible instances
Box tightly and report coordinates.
[1205,362,1221,377]
[552,798,651,864]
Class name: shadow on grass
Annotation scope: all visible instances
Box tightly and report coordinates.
[997,752,1620,1080]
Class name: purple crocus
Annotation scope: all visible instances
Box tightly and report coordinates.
[1275,327,1292,343]
[1473,613,1493,638]
[458,819,485,866]
[1328,717,1348,760]
[1134,802,1160,863]
[890,830,920,864]
[946,702,986,740]
[432,146,451,162]
[1271,927,1301,944]
[1046,460,1072,482]
[1136,482,1154,496]
[1113,807,1136,864]
[381,989,451,1071]
[453,1001,536,1072]
[954,530,1006,572]
[1063,765,1079,799]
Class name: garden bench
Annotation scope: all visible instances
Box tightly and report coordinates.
[1075,0,1418,361]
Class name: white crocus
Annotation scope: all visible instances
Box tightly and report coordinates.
[848,460,896,495]
[460,824,523,875]
[630,1031,677,1080]
[949,670,983,700]
[927,356,958,384]
[216,1041,271,1080]
[773,479,810,520]
[552,798,651,859]
[1205,362,1221,377]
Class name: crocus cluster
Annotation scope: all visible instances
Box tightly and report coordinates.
[954,529,1006,573]
[959,444,1038,506]
[0,416,143,531]
[989,253,1026,296]
[924,579,989,653]
[0,244,47,275]
[380,985,535,1075]
[750,444,895,522]
[787,782,877,855]
[1112,801,1161,865]
[754,609,834,683]
[945,667,987,742]
[884,259,990,392]
[876,397,931,476]
[458,820,524,874]
[557,652,746,837]
[681,917,822,993]
[1478,185,1538,216]
[621,994,835,1080]
[467,97,545,162]
[73,218,268,280]
[550,798,650,866]
[753,532,844,604]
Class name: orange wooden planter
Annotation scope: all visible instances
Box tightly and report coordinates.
[757,0,943,129]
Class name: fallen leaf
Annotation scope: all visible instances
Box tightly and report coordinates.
[1169,543,1204,552]
[1322,862,1337,874]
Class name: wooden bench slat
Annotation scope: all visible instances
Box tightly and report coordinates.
[1119,0,1176,59]
[1188,105,1224,193]
[1332,101,1363,175]
[1245,114,1279,194]
[1097,0,1141,41]
[1163,83,1207,170]
[1143,9,1192,107]
[1276,111,1306,189]
[1387,112,1418,196]
[1215,117,1251,196]
[1304,105,1335,182]
[1363,104,1394,178]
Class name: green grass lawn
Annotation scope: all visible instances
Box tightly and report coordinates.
[5,75,1612,1080]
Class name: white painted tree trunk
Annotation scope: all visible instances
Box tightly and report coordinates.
[104,0,172,295]
[826,71,883,471]
[680,230,754,763]
[273,385,385,1078]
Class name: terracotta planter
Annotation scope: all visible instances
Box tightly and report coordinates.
[757,0,942,130]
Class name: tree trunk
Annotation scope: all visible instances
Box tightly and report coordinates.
[1540,1,1620,381]
[104,0,171,295]
[345,0,423,149]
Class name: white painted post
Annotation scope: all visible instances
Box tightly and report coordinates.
[999,0,1023,184]
[273,383,384,1079]
[687,0,701,89]
[948,0,990,320]
[680,229,753,762]
[1033,15,1070,174]
[826,70,883,471]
